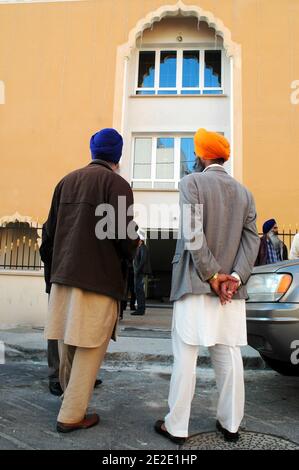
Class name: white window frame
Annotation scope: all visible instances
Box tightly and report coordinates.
[131,134,197,189]
[135,46,224,95]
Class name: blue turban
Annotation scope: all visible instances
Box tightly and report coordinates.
[90,128,123,163]
[263,219,276,234]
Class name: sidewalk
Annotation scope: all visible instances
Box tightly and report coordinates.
[1,362,299,450]
[0,307,262,369]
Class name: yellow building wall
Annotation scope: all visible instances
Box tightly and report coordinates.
[0,0,299,231]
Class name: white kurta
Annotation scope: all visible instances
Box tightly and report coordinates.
[172,293,247,347]
[290,233,299,259]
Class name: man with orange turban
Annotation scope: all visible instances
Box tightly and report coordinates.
[155,129,260,444]
[194,128,230,162]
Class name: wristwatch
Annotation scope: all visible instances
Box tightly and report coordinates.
[209,272,219,282]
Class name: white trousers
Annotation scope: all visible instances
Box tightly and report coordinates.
[164,328,245,437]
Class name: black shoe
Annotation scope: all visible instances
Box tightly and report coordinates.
[130,310,145,316]
[49,381,63,396]
[154,420,186,445]
[130,306,136,311]
[216,420,239,442]
[94,379,102,388]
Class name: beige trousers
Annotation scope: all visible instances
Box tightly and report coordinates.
[57,310,117,424]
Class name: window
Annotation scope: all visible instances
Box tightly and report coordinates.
[159,51,177,89]
[132,135,198,189]
[156,138,174,179]
[132,133,227,189]
[136,48,223,95]
[204,50,222,89]
[137,51,155,89]
[182,50,200,88]
[133,138,152,179]
[180,138,196,178]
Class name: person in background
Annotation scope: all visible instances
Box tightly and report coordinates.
[131,231,151,316]
[290,232,299,259]
[40,225,62,396]
[119,260,136,320]
[255,219,288,266]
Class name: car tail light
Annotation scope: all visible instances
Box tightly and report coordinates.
[247,273,292,302]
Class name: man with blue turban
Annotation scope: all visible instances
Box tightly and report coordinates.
[90,128,124,164]
[41,128,138,433]
[255,219,288,265]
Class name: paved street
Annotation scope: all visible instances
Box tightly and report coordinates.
[0,360,299,450]
[0,307,297,450]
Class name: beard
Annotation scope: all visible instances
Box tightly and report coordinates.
[193,158,205,173]
[269,232,281,250]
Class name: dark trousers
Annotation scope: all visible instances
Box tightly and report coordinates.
[48,339,60,384]
[120,269,136,318]
[135,273,146,313]
[127,269,136,309]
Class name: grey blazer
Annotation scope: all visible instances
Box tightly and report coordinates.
[170,166,260,301]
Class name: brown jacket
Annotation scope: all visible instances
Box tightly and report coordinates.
[42,159,137,300]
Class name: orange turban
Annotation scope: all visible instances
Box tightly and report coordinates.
[194,128,230,161]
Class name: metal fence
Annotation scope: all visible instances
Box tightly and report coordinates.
[0,222,298,271]
[0,222,42,270]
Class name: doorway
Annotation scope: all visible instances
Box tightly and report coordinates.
[146,230,177,302]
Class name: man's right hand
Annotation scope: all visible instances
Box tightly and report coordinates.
[208,274,239,304]
[220,279,240,305]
